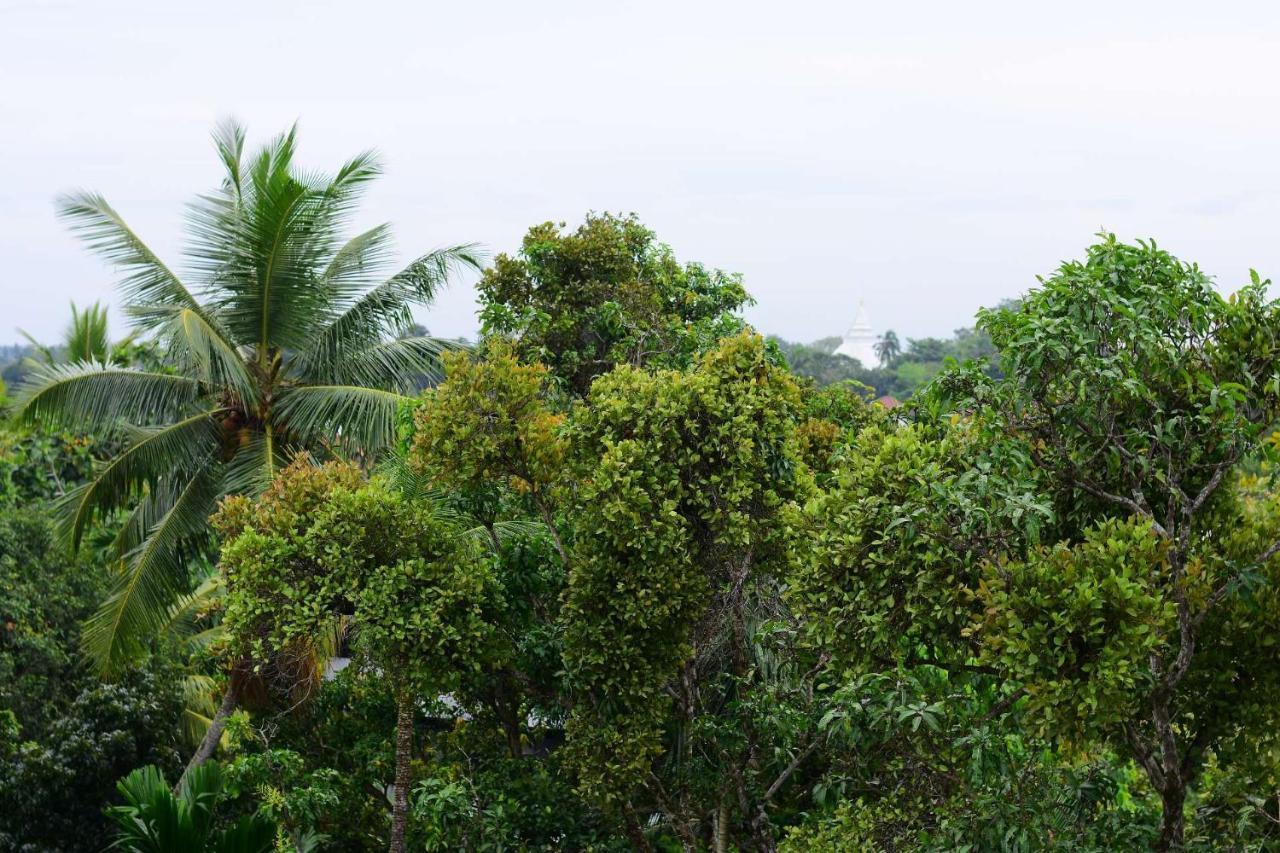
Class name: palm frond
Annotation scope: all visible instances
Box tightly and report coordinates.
[54,410,220,548]
[321,335,462,392]
[180,674,221,747]
[17,328,55,364]
[294,245,483,380]
[220,432,293,497]
[274,385,407,455]
[378,456,549,550]
[314,149,382,229]
[161,571,224,646]
[207,129,384,353]
[211,118,246,199]
[466,518,549,549]
[15,363,202,429]
[56,191,202,313]
[378,452,435,499]
[318,223,397,302]
[129,304,256,406]
[83,466,221,673]
[65,302,111,363]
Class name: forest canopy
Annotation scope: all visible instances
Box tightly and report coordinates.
[4,125,1280,853]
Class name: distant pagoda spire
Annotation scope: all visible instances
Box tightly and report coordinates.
[835,300,878,366]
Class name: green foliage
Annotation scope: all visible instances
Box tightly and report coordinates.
[219,461,502,686]
[790,416,1046,670]
[409,342,567,497]
[220,670,397,849]
[939,234,1280,847]
[216,460,369,664]
[15,121,480,672]
[560,331,806,805]
[18,202,1280,850]
[974,518,1176,741]
[105,761,275,853]
[787,664,1160,852]
[0,663,186,851]
[352,535,503,697]
[773,321,999,399]
[0,508,106,736]
[790,422,977,666]
[477,213,751,396]
[975,236,1280,528]
[407,748,625,851]
[0,426,99,507]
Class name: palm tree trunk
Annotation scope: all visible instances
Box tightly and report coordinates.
[177,674,240,790]
[389,690,414,853]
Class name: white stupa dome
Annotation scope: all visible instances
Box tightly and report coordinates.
[834,301,878,366]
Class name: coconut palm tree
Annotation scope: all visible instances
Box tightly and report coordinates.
[874,329,901,366]
[20,301,137,366]
[16,121,481,673]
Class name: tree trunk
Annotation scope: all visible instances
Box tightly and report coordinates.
[750,806,778,853]
[389,690,414,853]
[713,799,730,853]
[623,804,655,853]
[493,672,524,758]
[177,674,240,790]
[1155,782,1186,852]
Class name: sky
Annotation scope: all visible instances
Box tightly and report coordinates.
[5,0,1280,346]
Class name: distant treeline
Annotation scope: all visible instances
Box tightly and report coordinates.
[2,319,1002,403]
[772,308,1011,399]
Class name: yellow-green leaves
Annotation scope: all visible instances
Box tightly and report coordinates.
[972,518,1174,742]
[476,213,752,397]
[408,343,566,496]
[560,332,805,805]
[789,420,986,668]
[217,460,502,692]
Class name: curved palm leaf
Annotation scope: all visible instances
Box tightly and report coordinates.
[321,335,461,392]
[16,364,201,429]
[294,244,483,378]
[221,432,293,498]
[211,118,246,199]
[57,191,203,311]
[55,410,222,548]
[84,466,222,672]
[318,223,398,303]
[140,305,257,406]
[274,385,406,453]
[180,674,222,747]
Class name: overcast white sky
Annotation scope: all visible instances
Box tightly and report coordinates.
[4,0,1280,345]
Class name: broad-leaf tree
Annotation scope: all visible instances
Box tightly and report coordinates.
[958,236,1280,850]
[477,213,751,397]
[16,121,480,673]
[216,461,502,853]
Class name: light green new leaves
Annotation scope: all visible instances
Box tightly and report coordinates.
[559,332,805,805]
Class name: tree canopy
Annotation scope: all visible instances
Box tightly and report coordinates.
[10,131,1280,853]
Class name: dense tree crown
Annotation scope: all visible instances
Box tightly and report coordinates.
[10,123,1280,853]
[477,213,752,396]
[954,236,1280,849]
